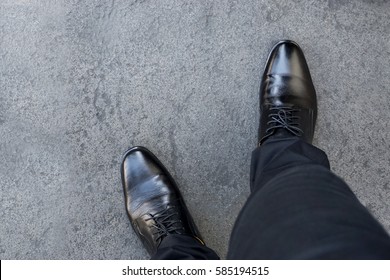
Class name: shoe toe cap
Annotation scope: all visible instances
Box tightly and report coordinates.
[121,146,178,214]
[122,147,162,187]
[264,40,312,81]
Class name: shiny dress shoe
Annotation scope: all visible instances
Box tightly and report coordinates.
[121,146,205,256]
[259,40,317,145]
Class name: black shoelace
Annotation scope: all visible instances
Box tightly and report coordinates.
[145,205,184,243]
[266,106,303,136]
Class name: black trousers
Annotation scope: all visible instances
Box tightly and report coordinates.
[152,138,390,259]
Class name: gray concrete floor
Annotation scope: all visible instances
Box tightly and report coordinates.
[1,0,389,259]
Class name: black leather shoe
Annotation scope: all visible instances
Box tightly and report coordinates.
[121,146,205,256]
[259,40,317,145]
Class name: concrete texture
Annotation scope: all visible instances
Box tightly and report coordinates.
[0,0,389,259]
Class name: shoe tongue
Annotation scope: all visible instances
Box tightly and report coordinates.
[166,208,186,235]
[153,206,185,235]
[275,128,296,137]
[268,128,299,141]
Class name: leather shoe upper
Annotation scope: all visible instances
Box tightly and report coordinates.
[259,40,317,145]
[121,146,204,256]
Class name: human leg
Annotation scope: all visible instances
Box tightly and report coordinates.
[228,138,390,259]
[228,40,390,259]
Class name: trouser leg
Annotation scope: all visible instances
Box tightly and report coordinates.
[152,235,220,260]
[228,138,390,259]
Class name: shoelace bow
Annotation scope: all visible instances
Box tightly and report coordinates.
[145,205,184,243]
[266,106,303,136]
